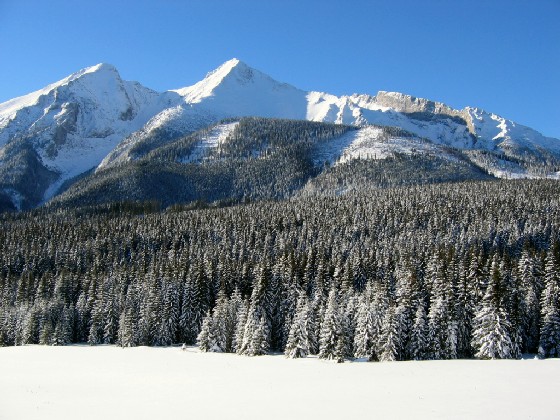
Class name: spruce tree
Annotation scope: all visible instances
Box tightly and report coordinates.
[197,312,216,352]
[409,302,428,360]
[538,249,560,358]
[353,296,377,360]
[379,305,401,362]
[318,289,342,360]
[471,264,518,359]
[285,293,310,359]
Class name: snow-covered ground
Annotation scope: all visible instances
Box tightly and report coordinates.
[1,345,558,420]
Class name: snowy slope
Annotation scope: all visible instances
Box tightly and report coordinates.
[1,345,558,420]
[314,125,461,166]
[179,121,239,163]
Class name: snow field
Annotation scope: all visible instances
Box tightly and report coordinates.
[180,121,239,163]
[0,345,559,420]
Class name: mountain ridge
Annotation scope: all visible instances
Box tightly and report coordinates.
[0,59,559,211]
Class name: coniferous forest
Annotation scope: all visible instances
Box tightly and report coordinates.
[1,179,559,361]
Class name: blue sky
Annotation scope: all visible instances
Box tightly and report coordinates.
[1,0,559,138]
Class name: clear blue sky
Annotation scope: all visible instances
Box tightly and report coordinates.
[1,0,559,138]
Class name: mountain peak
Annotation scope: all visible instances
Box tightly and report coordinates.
[217,57,244,71]
[0,63,123,124]
[84,62,118,74]
[173,58,280,103]
[67,62,120,83]
[202,58,253,84]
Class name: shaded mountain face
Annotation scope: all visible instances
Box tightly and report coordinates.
[0,59,559,211]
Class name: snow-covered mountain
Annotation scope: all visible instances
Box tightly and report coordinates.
[0,58,558,210]
[0,63,163,208]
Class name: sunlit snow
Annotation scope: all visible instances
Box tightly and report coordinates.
[0,345,558,420]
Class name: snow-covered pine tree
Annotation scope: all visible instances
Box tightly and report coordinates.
[353,295,377,360]
[197,312,216,352]
[39,314,53,345]
[118,307,138,347]
[240,315,269,356]
[179,273,202,345]
[409,301,428,360]
[426,256,451,359]
[308,294,323,355]
[234,301,249,354]
[318,288,343,360]
[471,262,518,359]
[225,288,244,353]
[237,261,273,356]
[159,278,180,346]
[334,335,346,363]
[88,292,104,345]
[102,278,119,345]
[454,259,475,358]
[22,307,40,345]
[207,292,228,352]
[52,306,72,346]
[341,292,357,358]
[499,259,522,359]
[285,293,310,358]
[538,248,560,358]
[379,304,401,362]
[517,249,541,353]
[394,264,419,360]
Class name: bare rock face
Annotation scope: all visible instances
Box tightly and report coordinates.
[374,91,476,135]
[374,91,452,114]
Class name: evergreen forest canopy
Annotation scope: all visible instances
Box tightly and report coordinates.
[1,179,559,361]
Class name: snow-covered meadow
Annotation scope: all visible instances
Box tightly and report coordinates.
[1,345,558,420]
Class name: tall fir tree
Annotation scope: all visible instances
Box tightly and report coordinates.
[471,262,519,359]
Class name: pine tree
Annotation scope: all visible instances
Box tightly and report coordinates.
[517,250,540,353]
[426,256,451,359]
[353,296,377,360]
[234,302,249,354]
[179,274,202,345]
[22,307,40,345]
[246,316,269,356]
[237,263,272,356]
[409,302,428,360]
[159,279,179,346]
[318,289,343,360]
[118,307,138,347]
[538,249,560,358]
[197,312,216,352]
[52,307,72,346]
[471,263,518,359]
[285,293,310,358]
[88,294,104,345]
[379,304,401,362]
[454,259,475,358]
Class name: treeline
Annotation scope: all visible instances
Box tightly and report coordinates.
[0,180,559,360]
